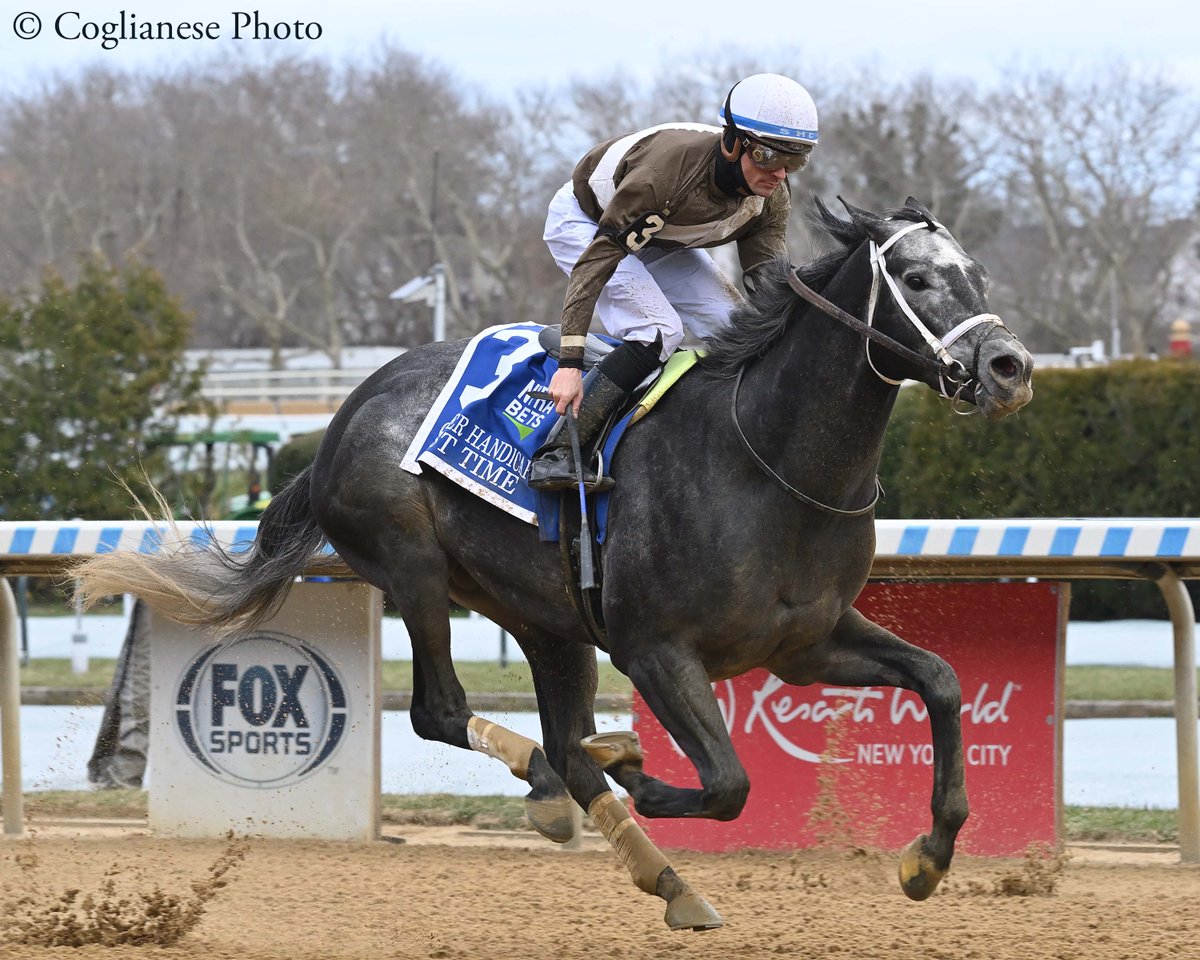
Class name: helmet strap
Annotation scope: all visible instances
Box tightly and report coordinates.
[719,85,742,162]
[720,126,741,162]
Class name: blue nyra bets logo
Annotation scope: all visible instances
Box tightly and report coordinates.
[174,632,347,787]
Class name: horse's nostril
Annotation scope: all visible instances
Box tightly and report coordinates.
[990,355,1019,379]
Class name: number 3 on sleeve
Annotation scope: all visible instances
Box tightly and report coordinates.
[617,211,666,253]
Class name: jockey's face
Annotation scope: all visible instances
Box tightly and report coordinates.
[740,151,790,198]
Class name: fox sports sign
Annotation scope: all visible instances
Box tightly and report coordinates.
[174,632,348,787]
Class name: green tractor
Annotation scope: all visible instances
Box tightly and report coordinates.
[160,428,280,521]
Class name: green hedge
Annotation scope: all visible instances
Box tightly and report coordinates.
[878,359,1200,618]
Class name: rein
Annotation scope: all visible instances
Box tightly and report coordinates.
[785,271,948,379]
[730,365,882,516]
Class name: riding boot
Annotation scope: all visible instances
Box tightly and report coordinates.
[527,369,628,493]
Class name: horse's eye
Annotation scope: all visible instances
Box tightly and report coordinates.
[904,274,927,291]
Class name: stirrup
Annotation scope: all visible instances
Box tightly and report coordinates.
[528,448,613,494]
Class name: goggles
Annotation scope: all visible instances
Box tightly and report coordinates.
[743,137,813,173]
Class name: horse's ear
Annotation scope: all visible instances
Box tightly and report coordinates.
[813,194,836,220]
[904,197,938,229]
[837,196,891,244]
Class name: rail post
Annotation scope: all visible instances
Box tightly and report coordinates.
[1157,565,1199,861]
[0,577,24,834]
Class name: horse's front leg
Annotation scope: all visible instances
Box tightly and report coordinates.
[776,607,968,901]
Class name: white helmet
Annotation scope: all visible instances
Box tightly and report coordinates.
[718,73,819,152]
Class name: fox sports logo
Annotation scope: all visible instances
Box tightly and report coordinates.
[174,631,347,787]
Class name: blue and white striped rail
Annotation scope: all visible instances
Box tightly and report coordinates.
[0,521,338,575]
[0,520,259,558]
[2,519,1200,574]
[874,518,1200,561]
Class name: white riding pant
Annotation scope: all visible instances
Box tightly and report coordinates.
[543,181,743,361]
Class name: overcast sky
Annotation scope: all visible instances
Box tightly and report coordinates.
[1,0,1197,96]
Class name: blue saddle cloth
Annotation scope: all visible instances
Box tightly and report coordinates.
[401,322,623,539]
[532,405,637,545]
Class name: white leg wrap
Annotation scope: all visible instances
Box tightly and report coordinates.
[467,716,537,779]
[588,791,669,895]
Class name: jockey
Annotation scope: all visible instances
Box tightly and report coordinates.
[528,73,819,493]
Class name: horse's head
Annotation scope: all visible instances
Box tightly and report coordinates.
[839,197,1033,421]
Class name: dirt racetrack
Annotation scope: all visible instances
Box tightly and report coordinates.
[1,823,1197,960]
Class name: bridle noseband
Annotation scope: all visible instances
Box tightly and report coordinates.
[862,219,1004,402]
[736,217,1008,516]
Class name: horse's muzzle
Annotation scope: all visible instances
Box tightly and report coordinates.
[971,332,1034,421]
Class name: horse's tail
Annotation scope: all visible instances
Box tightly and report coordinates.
[73,467,326,639]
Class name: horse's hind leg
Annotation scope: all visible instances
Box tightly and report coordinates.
[517,634,723,932]
[444,591,722,930]
[408,627,575,841]
[344,537,574,842]
[774,607,969,901]
[411,649,575,843]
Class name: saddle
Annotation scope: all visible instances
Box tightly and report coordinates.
[535,326,629,644]
[537,325,615,370]
[535,327,701,646]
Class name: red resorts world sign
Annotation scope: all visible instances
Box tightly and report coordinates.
[634,582,1066,856]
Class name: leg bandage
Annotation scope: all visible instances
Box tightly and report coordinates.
[467,716,538,779]
[588,791,669,895]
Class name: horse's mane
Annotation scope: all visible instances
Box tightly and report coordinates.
[698,198,925,378]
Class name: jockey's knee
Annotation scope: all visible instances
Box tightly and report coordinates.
[599,334,667,391]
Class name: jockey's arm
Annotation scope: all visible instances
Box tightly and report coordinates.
[557,233,626,368]
[557,170,668,370]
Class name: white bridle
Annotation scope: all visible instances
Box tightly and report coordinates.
[865,219,1005,399]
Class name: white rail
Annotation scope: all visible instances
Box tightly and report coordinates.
[199,368,380,407]
[1,517,1197,856]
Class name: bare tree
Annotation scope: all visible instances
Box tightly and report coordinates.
[0,66,202,286]
[810,75,1000,248]
[339,46,569,341]
[1,51,1194,365]
[214,58,367,365]
[978,63,1200,354]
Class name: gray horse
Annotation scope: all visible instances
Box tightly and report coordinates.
[76,197,1033,931]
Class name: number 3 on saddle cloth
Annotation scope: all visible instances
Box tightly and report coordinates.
[399,322,700,548]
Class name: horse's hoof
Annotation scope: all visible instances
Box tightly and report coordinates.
[898,834,947,901]
[664,891,724,931]
[524,793,576,843]
[581,731,644,770]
